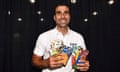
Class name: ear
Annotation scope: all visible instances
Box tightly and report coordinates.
[53,15,56,21]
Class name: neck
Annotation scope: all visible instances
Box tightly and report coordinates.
[56,26,68,36]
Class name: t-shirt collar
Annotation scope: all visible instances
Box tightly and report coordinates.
[54,26,71,35]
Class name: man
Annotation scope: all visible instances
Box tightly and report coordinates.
[32,4,90,72]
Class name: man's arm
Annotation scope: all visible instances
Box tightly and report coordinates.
[32,54,64,69]
[32,54,49,68]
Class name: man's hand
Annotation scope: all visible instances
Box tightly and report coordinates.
[48,54,64,69]
[32,54,64,69]
[76,60,90,71]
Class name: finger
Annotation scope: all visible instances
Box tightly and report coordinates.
[77,67,89,71]
[50,63,63,68]
[50,56,62,62]
[50,60,63,66]
[55,64,63,67]
[54,54,63,57]
[55,56,64,61]
[77,63,89,67]
[50,64,59,68]
[77,60,90,67]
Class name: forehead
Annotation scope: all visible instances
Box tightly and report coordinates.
[55,5,70,12]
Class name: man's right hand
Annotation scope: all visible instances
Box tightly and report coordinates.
[32,54,64,69]
[48,54,64,69]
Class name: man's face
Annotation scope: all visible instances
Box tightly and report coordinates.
[54,5,70,28]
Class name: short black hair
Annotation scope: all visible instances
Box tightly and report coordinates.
[54,3,71,15]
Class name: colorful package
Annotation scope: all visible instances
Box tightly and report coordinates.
[49,40,89,67]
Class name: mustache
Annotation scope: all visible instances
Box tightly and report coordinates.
[59,18,67,20]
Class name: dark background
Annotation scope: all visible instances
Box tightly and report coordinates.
[0,0,120,72]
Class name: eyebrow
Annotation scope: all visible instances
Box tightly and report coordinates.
[55,11,69,14]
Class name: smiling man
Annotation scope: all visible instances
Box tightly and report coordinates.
[32,3,90,72]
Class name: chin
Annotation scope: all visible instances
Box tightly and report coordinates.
[57,23,69,28]
[60,26,68,28]
[59,24,67,27]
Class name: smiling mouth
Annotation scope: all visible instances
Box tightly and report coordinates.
[60,19,67,22]
[61,20,66,23]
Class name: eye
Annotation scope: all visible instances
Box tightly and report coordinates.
[55,11,70,15]
[56,11,61,15]
[64,11,69,14]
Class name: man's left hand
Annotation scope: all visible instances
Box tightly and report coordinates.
[76,60,90,71]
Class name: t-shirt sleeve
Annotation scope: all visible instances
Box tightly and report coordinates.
[33,35,45,56]
[78,35,87,50]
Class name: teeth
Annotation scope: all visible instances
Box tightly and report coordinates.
[61,20,65,21]
[61,20,65,22]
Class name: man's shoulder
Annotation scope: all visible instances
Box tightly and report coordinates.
[70,29,83,38]
[38,28,55,37]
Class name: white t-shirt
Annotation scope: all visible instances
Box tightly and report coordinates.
[33,27,86,72]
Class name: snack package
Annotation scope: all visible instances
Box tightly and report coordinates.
[71,46,83,66]
[72,48,89,69]
[49,40,72,66]
[50,39,63,55]
[56,53,68,65]
[49,40,89,67]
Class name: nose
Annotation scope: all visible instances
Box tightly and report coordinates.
[61,13,65,18]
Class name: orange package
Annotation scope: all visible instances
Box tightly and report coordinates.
[56,53,68,66]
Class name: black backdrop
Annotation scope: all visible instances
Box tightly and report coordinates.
[0,0,120,72]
